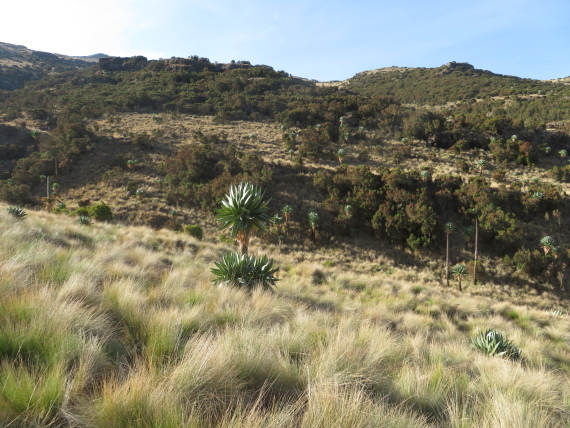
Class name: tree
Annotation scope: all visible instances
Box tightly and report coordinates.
[308,211,319,243]
[476,159,486,174]
[337,148,346,165]
[215,182,271,255]
[540,236,555,256]
[281,205,292,226]
[452,264,467,291]
[473,215,479,286]
[444,222,454,287]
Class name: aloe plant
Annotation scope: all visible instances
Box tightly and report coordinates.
[6,206,27,219]
[211,252,279,290]
[76,216,92,226]
[471,329,523,361]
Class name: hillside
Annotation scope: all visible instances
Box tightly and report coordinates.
[1,44,570,426]
[0,42,94,91]
[0,204,569,427]
[343,61,570,105]
[2,49,570,294]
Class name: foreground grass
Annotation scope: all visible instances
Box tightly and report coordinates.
[0,205,569,427]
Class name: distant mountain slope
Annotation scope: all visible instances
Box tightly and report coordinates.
[0,42,94,90]
[343,61,570,105]
[75,53,111,61]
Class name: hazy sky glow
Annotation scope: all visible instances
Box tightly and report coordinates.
[2,0,569,81]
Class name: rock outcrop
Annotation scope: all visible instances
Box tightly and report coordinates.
[98,56,149,72]
[98,56,265,73]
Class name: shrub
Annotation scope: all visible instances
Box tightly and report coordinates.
[491,169,506,182]
[471,329,523,361]
[512,247,547,278]
[51,202,67,214]
[88,202,113,221]
[0,183,34,205]
[70,207,90,217]
[211,252,279,290]
[183,224,203,240]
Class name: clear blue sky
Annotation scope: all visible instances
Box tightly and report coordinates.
[3,0,569,81]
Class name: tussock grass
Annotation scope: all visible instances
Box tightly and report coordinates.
[1,204,570,427]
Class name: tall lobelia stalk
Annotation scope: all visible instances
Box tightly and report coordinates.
[473,216,479,286]
[444,222,454,287]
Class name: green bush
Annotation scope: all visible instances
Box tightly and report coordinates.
[183,224,203,240]
[70,207,90,217]
[88,202,113,221]
[0,183,34,205]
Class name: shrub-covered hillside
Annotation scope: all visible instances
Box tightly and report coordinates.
[0,204,569,427]
[2,52,570,292]
[0,42,94,91]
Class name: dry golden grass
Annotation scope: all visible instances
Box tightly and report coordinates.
[1,204,570,426]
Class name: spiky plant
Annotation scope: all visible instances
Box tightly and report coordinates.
[215,182,271,255]
[308,211,319,243]
[471,329,523,361]
[476,159,486,173]
[272,214,284,235]
[211,252,279,290]
[451,264,467,291]
[337,148,346,164]
[420,170,431,182]
[76,216,92,226]
[540,236,555,255]
[281,205,292,225]
[559,149,567,158]
[6,206,27,219]
[532,191,544,201]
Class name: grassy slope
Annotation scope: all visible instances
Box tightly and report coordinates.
[1,204,569,427]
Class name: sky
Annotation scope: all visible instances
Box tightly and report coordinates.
[2,0,569,81]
